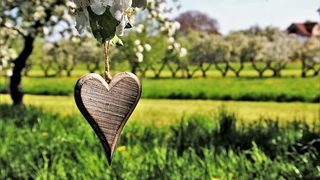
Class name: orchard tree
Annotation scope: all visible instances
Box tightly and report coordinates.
[135,40,152,77]
[39,43,56,77]
[242,26,282,40]
[298,37,320,77]
[165,37,187,77]
[112,35,152,75]
[250,35,270,77]
[52,38,79,77]
[1,0,74,104]
[177,30,206,78]
[147,0,186,78]
[226,32,250,77]
[144,34,168,78]
[212,36,231,77]
[187,32,215,78]
[23,60,32,76]
[72,34,104,73]
[111,19,154,76]
[175,10,219,35]
[260,32,297,77]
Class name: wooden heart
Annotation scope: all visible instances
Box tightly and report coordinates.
[74,72,141,164]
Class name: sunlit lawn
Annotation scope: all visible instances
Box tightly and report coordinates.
[1,94,318,126]
[1,72,318,102]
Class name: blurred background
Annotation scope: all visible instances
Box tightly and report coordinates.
[0,0,319,179]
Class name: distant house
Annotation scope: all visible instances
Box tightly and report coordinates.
[287,22,320,42]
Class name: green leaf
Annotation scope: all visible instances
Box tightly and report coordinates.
[110,35,124,47]
[132,0,147,8]
[88,7,120,44]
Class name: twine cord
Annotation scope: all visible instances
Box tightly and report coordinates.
[104,41,112,83]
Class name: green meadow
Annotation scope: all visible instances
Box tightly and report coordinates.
[1,65,319,179]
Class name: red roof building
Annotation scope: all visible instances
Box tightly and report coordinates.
[287,22,320,41]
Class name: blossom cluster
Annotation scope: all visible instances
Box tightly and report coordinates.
[144,0,187,59]
[167,37,187,58]
[259,33,297,63]
[0,28,17,76]
[1,0,73,37]
[300,37,320,63]
[133,40,152,62]
[70,0,146,37]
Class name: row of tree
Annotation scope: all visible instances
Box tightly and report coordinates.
[113,28,320,78]
[0,0,319,104]
[15,30,319,78]
[24,36,104,77]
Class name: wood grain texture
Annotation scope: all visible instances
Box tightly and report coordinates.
[74,72,141,165]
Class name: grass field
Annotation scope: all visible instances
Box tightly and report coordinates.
[0,94,319,126]
[1,104,319,179]
[1,74,319,102]
[1,62,320,178]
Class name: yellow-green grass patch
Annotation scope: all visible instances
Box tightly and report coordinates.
[1,95,318,126]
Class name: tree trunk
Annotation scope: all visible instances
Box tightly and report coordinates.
[152,61,166,79]
[272,69,281,77]
[301,61,306,78]
[23,70,29,77]
[222,72,227,77]
[258,71,264,78]
[201,70,206,78]
[10,35,35,105]
[138,66,148,78]
[185,65,199,79]
[215,62,229,78]
[131,62,139,74]
[44,69,49,77]
[140,70,147,78]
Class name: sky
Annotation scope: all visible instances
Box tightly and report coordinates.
[173,0,320,34]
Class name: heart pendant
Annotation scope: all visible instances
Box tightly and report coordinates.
[74,72,141,164]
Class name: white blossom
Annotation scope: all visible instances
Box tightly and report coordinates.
[137,45,144,52]
[66,1,77,9]
[135,24,144,33]
[180,47,187,57]
[167,37,175,44]
[90,0,107,15]
[173,21,181,30]
[75,9,89,34]
[173,42,181,49]
[134,39,141,45]
[6,69,13,77]
[33,6,46,21]
[136,52,143,62]
[144,44,152,51]
[110,0,133,36]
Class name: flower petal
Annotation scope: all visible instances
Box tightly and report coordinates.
[115,17,127,36]
[101,0,114,6]
[110,9,124,21]
[75,9,89,34]
[90,0,107,15]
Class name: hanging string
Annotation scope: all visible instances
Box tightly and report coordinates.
[104,41,112,83]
